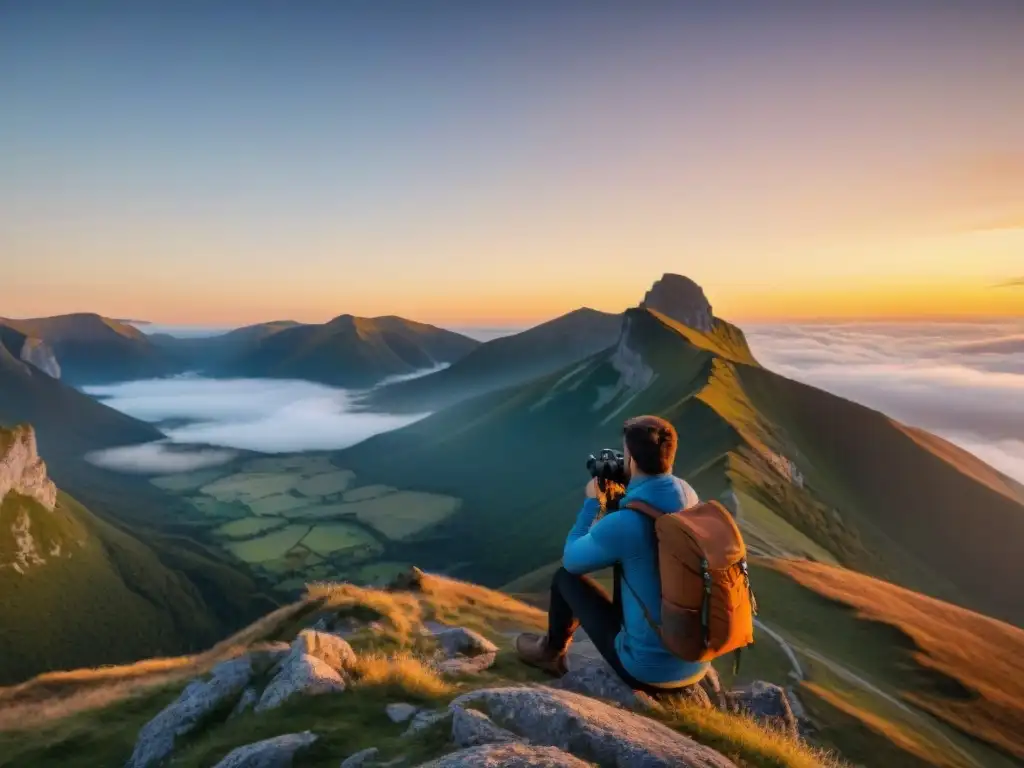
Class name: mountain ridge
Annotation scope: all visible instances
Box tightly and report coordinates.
[361,307,623,413]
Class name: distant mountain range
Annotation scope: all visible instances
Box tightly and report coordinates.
[212,315,479,388]
[1,313,484,389]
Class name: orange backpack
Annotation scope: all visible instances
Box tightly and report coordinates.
[622,499,757,666]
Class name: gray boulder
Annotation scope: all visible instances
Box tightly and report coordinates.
[451,706,519,748]
[126,655,253,768]
[557,656,716,712]
[432,627,498,658]
[728,681,797,737]
[212,731,318,768]
[285,629,357,673]
[417,743,591,768]
[386,702,419,723]
[402,709,452,738]
[452,686,736,767]
[256,654,346,712]
[340,747,380,767]
[557,655,639,708]
[436,653,498,677]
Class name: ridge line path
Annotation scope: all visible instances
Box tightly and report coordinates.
[753,618,981,768]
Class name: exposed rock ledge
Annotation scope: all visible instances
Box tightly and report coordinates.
[19,337,61,379]
[0,425,57,511]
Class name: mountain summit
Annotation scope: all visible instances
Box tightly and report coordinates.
[640,273,714,332]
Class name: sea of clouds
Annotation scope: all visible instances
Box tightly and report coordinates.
[84,375,434,473]
[743,320,1024,484]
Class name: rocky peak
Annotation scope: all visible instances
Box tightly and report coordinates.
[640,274,714,332]
[0,425,57,511]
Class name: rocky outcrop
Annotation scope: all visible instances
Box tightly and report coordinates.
[211,731,318,768]
[427,624,499,677]
[0,425,57,511]
[418,743,591,768]
[126,655,254,768]
[450,706,519,748]
[432,627,497,658]
[255,653,345,712]
[19,337,61,379]
[254,630,353,712]
[640,274,714,332]
[728,681,798,738]
[451,687,737,767]
[285,628,357,673]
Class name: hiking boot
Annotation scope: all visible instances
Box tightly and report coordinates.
[515,632,569,677]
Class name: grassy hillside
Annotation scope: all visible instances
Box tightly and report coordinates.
[0,488,260,685]
[332,307,1024,627]
[751,558,1024,766]
[738,364,1024,624]
[221,314,479,388]
[0,314,178,384]
[361,308,622,413]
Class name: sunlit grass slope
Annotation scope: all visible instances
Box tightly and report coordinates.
[757,558,1024,763]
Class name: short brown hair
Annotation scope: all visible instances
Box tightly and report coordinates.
[623,415,677,475]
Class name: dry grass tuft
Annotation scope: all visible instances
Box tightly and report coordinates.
[351,651,453,699]
[657,698,848,768]
[306,581,425,645]
[0,599,313,732]
[766,558,1024,760]
[415,570,546,633]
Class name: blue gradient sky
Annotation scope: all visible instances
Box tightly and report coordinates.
[2,1,1022,325]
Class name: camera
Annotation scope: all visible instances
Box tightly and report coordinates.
[586,448,629,486]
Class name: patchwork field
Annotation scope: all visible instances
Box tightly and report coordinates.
[149,454,460,593]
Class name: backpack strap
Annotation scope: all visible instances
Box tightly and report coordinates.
[619,499,680,643]
[622,499,670,519]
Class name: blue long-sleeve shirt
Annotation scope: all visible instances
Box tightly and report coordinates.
[563,473,710,686]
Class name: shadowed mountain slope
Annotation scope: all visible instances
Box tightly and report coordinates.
[0,314,178,384]
[0,331,163,460]
[219,315,479,388]
[361,307,622,413]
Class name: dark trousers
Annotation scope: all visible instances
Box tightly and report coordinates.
[546,566,675,695]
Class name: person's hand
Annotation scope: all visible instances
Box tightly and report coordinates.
[585,477,600,499]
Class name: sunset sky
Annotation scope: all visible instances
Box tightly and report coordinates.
[2,2,1022,327]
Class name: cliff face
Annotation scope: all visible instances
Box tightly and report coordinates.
[19,337,61,379]
[0,425,58,512]
[640,273,714,332]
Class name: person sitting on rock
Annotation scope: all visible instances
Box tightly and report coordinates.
[515,415,710,693]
